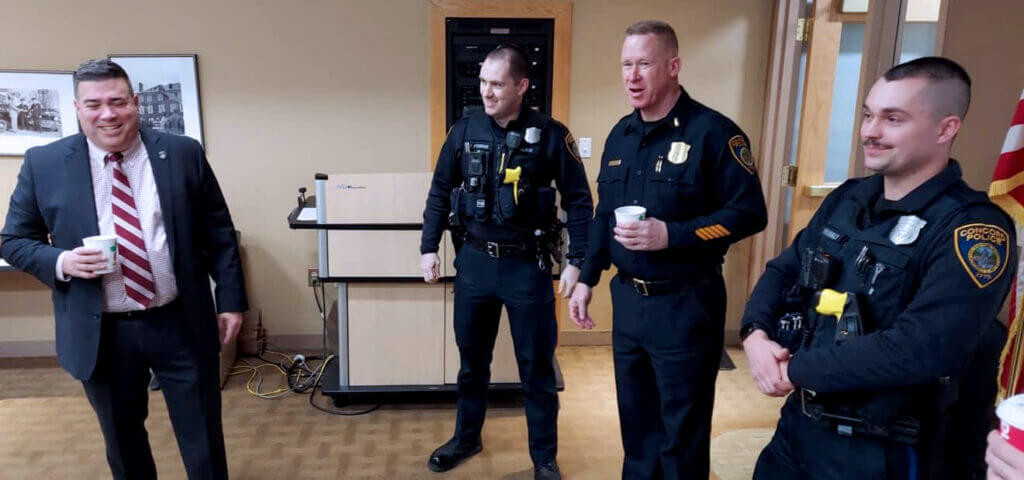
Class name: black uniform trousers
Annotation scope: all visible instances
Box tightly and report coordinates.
[754,397,916,480]
[754,320,1008,480]
[610,272,726,480]
[452,244,559,465]
[81,301,227,480]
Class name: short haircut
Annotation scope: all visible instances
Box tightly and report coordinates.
[625,20,679,56]
[485,44,530,81]
[883,56,971,119]
[73,59,133,97]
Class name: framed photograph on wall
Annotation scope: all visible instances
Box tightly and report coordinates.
[108,54,204,145]
[0,70,77,156]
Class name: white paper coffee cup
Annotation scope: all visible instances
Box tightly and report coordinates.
[614,206,647,226]
[998,394,1024,452]
[82,235,118,275]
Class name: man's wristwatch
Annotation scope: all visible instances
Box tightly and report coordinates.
[740,322,769,342]
[567,257,584,268]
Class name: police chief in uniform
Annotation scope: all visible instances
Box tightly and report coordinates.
[740,57,1016,479]
[569,21,768,479]
[419,45,593,480]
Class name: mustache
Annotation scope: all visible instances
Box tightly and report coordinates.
[862,139,892,149]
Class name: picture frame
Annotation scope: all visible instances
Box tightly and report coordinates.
[0,70,77,156]
[108,54,204,145]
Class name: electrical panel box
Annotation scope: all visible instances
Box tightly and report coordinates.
[445,17,555,129]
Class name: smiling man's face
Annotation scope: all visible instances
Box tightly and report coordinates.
[75,78,139,152]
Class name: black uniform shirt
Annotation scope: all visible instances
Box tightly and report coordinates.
[742,160,1016,393]
[580,87,768,285]
[420,107,593,260]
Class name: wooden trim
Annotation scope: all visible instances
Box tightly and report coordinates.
[934,0,951,55]
[834,12,868,22]
[429,1,573,167]
[748,0,806,293]
[0,340,56,358]
[559,330,612,346]
[788,0,844,243]
[830,0,867,22]
[848,0,906,179]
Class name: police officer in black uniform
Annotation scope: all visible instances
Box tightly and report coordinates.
[741,57,1016,479]
[569,21,767,479]
[419,45,592,480]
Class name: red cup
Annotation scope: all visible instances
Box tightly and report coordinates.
[997,394,1024,451]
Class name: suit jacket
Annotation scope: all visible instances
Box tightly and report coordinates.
[1,127,248,380]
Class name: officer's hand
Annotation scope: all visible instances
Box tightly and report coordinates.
[420,253,441,284]
[613,217,669,251]
[743,329,794,397]
[558,264,581,298]
[987,429,1024,479]
[62,246,107,279]
[569,283,595,329]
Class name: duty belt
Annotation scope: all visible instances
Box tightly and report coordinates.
[619,274,697,296]
[798,388,920,444]
[466,237,536,259]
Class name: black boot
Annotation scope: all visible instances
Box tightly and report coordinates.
[534,459,561,480]
[426,437,482,473]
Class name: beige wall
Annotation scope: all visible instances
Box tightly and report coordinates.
[942,0,1024,191]
[0,0,772,352]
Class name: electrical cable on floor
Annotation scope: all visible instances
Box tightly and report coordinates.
[228,278,381,415]
[306,356,382,416]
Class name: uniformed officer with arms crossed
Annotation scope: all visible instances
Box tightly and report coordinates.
[741,57,1016,479]
[569,21,768,479]
[419,44,593,480]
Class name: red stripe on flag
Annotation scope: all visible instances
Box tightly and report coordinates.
[991,150,1024,182]
[1013,98,1024,126]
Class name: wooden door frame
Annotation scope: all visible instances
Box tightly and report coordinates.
[428,0,573,163]
[751,0,949,292]
[746,0,807,293]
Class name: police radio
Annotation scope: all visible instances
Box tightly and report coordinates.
[776,248,839,350]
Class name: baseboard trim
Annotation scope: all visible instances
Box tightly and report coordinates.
[560,330,611,346]
[0,340,56,358]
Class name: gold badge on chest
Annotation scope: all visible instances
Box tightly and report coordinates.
[667,141,690,165]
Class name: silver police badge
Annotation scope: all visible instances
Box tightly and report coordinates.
[889,215,927,245]
[668,141,690,164]
[525,127,542,144]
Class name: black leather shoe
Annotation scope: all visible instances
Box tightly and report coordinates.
[534,460,561,480]
[426,437,482,473]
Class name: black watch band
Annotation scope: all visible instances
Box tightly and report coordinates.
[740,322,768,342]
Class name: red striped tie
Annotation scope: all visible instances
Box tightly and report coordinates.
[106,152,156,308]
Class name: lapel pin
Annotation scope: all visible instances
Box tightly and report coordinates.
[158,151,167,160]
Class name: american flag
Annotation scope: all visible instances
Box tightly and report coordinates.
[988,87,1024,400]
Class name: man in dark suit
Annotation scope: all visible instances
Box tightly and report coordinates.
[0,59,246,480]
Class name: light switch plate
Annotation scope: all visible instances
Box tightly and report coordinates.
[578,137,592,158]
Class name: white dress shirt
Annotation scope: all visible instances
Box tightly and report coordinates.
[56,135,178,312]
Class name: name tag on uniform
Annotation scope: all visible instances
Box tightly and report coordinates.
[889,215,927,245]
[668,141,690,164]
[608,159,622,167]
